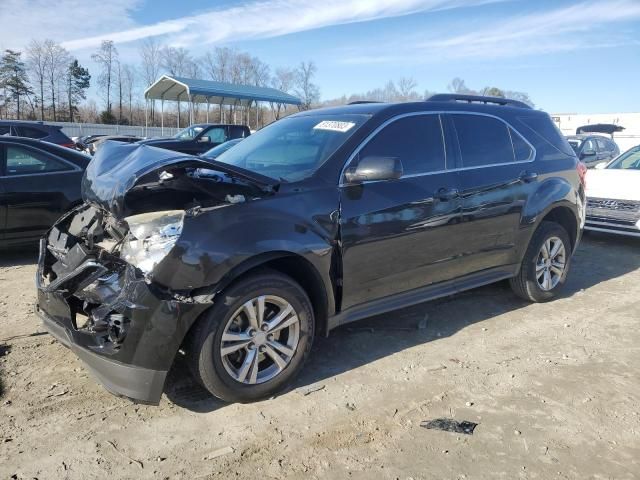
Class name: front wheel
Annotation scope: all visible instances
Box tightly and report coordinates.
[510,221,572,302]
[187,271,314,403]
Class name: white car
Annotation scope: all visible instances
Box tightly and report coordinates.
[585,145,640,237]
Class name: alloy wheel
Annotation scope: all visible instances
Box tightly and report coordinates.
[535,236,566,291]
[220,295,300,385]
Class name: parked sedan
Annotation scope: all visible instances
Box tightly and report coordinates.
[0,137,90,247]
[585,145,640,237]
[566,134,620,167]
[87,135,144,155]
[138,124,250,155]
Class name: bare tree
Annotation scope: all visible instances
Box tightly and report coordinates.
[92,40,118,119]
[271,67,295,120]
[26,40,48,120]
[121,64,136,125]
[448,77,473,94]
[397,77,418,101]
[139,38,162,86]
[43,40,70,121]
[295,61,320,111]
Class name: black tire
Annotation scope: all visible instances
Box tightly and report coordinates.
[186,271,314,403]
[510,221,572,303]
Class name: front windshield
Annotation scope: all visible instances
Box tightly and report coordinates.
[567,137,583,153]
[607,147,640,170]
[215,114,369,182]
[202,139,242,158]
[174,126,204,140]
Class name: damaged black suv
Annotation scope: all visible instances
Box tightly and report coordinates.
[36,95,586,404]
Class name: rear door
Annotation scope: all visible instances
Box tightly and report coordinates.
[449,113,536,274]
[340,113,465,310]
[0,143,83,244]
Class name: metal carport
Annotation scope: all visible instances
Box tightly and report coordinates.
[144,75,302,134]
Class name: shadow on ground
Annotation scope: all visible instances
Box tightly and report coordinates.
[164,233,640,412]
[0,247,38,268]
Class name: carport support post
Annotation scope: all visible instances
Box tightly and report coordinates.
[206,98,210,123]
[219,98,225,122]
[161,98,164,136]
[144,97,148,136]
[188,94,194,125]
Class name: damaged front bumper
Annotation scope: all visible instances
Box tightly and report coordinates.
[35,207,211,404]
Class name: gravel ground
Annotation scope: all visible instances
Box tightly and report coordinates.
[1,232,639,480]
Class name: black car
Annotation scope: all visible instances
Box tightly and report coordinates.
[36,94,585,405]
[0,120,75,148]
[201,138,244,159]
[87,135,144,155]
[138,123,250,155]
[566,134,619,167]
[0,137,90,247]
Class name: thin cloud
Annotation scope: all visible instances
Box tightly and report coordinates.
[340,0,640,64]
[59,0,507,51]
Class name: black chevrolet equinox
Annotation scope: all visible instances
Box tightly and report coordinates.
[36,94,586,404]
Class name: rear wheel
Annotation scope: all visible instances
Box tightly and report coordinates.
[187,271,314,403]
[510,221,572,302]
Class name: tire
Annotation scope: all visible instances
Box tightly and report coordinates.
[510,221,572,303]
[186,271,314,403]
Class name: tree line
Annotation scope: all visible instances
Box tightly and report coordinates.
[0,37,534,129]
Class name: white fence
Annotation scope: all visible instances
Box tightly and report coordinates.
[48,121,180,139]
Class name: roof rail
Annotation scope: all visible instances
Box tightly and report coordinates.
[348,100,382,105]
[426,94,532,109]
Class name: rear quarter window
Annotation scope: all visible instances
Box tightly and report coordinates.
[452,114,515,168]
[517,115,575,157]
[15,126,48,139]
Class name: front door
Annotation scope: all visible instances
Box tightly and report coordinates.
[340,113,464,310]
[448,113,536,274]
[0,144,83,244]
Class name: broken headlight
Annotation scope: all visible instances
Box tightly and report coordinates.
[121,210,184,274]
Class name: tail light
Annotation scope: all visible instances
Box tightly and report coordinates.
[577,161,587,189]
[60,142,76,149]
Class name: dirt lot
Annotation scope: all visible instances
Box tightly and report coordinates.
[1,232,639,480]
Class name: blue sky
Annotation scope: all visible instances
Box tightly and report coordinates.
[2,0,640,113]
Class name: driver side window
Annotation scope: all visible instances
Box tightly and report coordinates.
[5,146,71,175]
[202,127,227,144]
[358,114,446,176]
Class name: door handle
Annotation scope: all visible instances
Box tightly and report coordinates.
[437,187,459,201]
[519,171,538,183]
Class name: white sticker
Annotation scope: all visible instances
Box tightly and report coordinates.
[313,120,356,133]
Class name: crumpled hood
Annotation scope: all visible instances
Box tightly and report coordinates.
[136,138,177,146]
[586,169,640,201]
[82,142,276,219]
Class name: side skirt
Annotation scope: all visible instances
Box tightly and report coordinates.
[328,265,519,330]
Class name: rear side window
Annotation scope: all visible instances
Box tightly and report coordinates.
[229,125,249,139]
[359,114,445,175]
[452,114,514,168]
[5,146,72,175]
[14,126,48,139]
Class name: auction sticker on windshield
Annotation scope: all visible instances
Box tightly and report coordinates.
[313,121,356,133]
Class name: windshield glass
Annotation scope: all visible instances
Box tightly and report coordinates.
[174,126,204,140]
[567,137,583,153]
[608,147,640,170]
[215,114,369,182]
[202,138,242,159]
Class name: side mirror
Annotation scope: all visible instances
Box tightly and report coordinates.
[580,149,596,159]
[595,161,607,170]
[198,136,211,143]
[344,156,403,184]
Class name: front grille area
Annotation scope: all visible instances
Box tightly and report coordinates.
[586,197,640,225]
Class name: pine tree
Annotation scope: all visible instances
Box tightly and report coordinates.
[66,60,90,122]
[0,50,32,119]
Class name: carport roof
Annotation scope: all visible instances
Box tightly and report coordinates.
[144,75,302,106]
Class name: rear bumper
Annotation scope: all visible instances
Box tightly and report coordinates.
[37,305,167,404]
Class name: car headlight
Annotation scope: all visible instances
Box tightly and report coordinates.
[121,210,184,274]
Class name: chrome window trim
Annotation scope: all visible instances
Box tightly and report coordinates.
[0,143,82,178]
[339,110,537,186]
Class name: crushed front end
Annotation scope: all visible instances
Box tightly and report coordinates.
[36,204,211,404]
